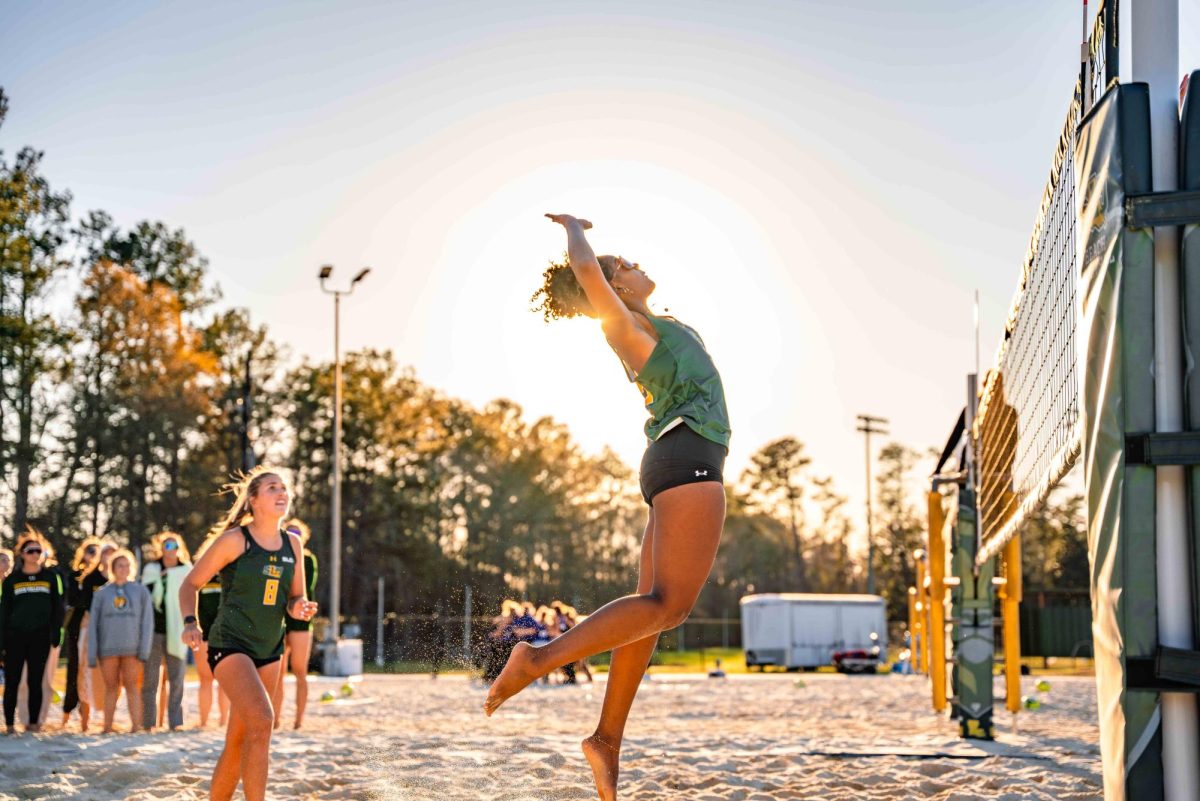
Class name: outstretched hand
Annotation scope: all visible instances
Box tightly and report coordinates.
[545,213,592,230]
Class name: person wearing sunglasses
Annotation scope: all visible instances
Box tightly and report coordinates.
[0,528,65,734]
[140,531,192,731]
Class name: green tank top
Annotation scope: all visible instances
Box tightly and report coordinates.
[206,527,295,659]
[632,314,731,447]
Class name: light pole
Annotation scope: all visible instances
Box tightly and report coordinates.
[319,264,370,644]
[856,414,889,596]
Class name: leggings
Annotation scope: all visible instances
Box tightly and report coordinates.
[62,615,84,713]
[3,628,52,727]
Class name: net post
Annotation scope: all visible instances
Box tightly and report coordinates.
[1000,535,1023,716]
[915,550,928,674]
[1132,1,1200,797]
[927,489,948,713]
[950,483,995,739]
[907,587,918,673]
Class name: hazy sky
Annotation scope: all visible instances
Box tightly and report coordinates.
[3,1,1198,547]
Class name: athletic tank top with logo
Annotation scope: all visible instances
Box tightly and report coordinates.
[630,314,731,447]
[206,527,295,659]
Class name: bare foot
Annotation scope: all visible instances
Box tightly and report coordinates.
[483,642,541,716]
[582,734,620,801]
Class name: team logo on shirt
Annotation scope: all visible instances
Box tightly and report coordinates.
[113,594,128,609]
[263,564,284,579]
[13,581,50,595]
[636,382,654,407]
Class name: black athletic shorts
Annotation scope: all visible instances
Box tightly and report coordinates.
[639,423,727,505]
[207,646,282,672]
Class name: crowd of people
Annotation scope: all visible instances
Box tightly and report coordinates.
[0,514,319,737]
[481,599,593,685]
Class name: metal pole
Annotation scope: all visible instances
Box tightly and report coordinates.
[1134,1,1200,796]
[318,265,370,652]
[866,432,874,595]
[331,290,342,642]
[376,576,384,668]
[857,415,889,595]
[974,290,980,379]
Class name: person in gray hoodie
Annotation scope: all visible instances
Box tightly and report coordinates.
[87,549,152,733]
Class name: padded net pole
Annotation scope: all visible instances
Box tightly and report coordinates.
[1000,535,1023,716]
[1133,0,1200,795]
[927,490,948,713]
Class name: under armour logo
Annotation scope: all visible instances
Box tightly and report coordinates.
[695,470,709,477]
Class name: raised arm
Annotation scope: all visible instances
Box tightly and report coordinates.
[545,214,657,372]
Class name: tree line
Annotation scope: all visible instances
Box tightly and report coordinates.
[0,87,1086,625]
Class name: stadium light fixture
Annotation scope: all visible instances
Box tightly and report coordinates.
[317,265,371,663]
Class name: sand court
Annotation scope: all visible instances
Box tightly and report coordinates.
[0,672,1101,800]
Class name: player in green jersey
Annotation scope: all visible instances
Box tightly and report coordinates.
[179,467,318,801]
[271,517,318,730]
[487,214,730,801]
[192,535,229,728]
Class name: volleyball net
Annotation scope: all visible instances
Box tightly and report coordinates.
[973,8,1111,566]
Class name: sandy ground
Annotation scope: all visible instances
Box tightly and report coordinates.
[0,671,1102,800]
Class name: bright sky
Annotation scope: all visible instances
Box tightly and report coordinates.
[3,1,1198,548]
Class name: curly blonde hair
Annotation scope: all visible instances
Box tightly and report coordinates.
[529,254,620,321]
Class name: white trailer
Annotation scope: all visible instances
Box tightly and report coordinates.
[740,593,887,670]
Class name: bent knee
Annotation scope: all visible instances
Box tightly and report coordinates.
[241,705,275,737]
[647,592,694,630]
